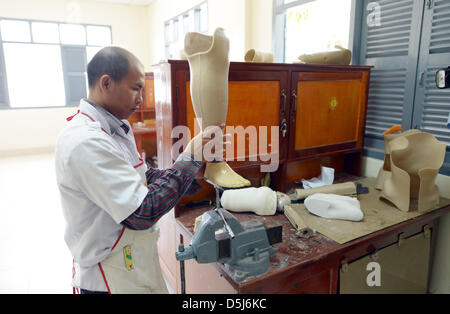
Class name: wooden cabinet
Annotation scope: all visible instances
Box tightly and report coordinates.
[152,60,372,293]
[154,61,371,195]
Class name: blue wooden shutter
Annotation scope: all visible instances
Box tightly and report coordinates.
[61,45,87,106]
[413,0,450,175]
[359,0,425,159]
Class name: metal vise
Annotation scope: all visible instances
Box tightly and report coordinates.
[176,209,282,282]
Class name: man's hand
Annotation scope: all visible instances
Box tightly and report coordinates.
[185,123,230,163]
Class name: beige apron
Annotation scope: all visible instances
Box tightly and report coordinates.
[97,146,169,294]
[98,227,169,294]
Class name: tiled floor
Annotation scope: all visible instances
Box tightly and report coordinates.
[0,153,71,293]
[0,153,174,294]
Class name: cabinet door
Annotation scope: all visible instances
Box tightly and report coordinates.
[289,71,369,159]
[181,68,289,167]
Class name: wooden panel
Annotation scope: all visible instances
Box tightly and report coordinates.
[143,73,155,109]
[186,81,281,163]
[295,78,362,150]
[285,155,346,185]
[156,210,178,291]
[267,268,337,294]
[154,64,176,169]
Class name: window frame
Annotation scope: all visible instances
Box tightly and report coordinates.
[0,17,112,110]
[272,0,360,63]
[164,1,208,60]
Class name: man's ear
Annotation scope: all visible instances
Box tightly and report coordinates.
[99,75,113,93]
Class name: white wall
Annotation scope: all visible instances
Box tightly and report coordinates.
[245,0,273,54]
[0,0,151,156]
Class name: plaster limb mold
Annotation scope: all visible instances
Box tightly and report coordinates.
[244,49,274,63]
[297,45,352,65]
[221,186,277,216]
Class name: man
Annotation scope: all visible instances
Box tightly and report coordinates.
[55,47,224,294]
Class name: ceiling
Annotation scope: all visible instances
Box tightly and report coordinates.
[92,0,154,6]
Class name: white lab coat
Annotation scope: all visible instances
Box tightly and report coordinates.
[55,99,167,293]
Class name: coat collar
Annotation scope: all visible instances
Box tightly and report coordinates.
[78,99,129,137]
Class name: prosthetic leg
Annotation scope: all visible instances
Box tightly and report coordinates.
[184,28,251,188]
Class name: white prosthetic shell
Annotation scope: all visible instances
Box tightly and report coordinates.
[304,193,364,222]
[184,28,229,130]
[221,186,277,216]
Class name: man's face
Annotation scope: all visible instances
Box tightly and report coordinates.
[106,61,145,120]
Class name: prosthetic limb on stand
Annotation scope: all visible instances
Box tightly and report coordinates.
[184,28,251,189]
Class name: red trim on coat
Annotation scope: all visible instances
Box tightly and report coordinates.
[81,112,95,122]
[98,263,112,294]
[101,128,110,136]
[72,259,79,294]
[133,157,144,169]
[111,227,125,251]
[96,227,125,294]
[66,110,80,121]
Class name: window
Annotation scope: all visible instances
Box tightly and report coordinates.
[0,18,112,108]
[273,0,353,63]
[165,2,208,59]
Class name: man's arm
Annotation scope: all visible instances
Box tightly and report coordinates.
[145,153,202,196]
[122,153,202,230]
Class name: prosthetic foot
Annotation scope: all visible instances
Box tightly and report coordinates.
[204,162,251,188]
[184,28,251,189]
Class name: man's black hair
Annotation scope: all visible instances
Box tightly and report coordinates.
[87,46,136,89]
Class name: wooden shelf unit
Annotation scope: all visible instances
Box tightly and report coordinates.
[152,60,375,293]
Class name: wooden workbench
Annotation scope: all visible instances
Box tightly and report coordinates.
[174,188,450,294]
